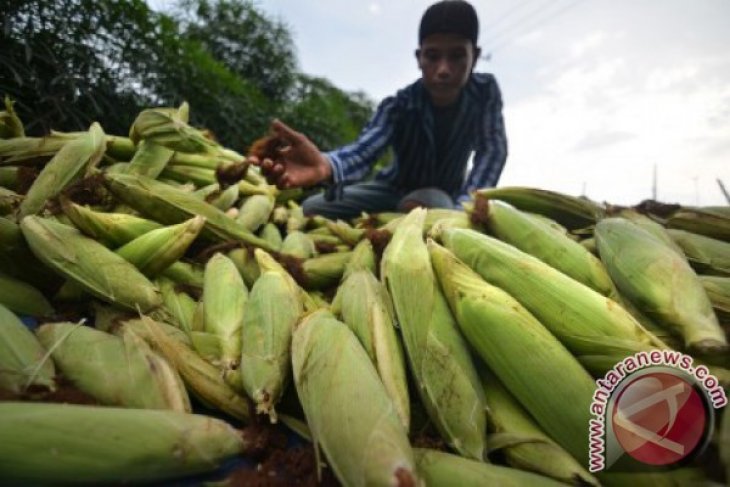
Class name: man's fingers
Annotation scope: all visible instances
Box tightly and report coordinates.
[271,119,303,145]
[270,164,285,177]
[247,155,261,166]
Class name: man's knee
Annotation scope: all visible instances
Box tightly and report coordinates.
[398,187,455,211]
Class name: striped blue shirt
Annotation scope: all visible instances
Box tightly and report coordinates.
[326,72,508,202]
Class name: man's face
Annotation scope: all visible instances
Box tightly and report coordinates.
[416,34,480,107]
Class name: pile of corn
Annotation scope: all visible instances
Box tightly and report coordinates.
[1,97,729,486]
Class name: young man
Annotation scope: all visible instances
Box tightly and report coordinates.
[252,0,508,220]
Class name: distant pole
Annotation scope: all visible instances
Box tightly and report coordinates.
[718,178,730,204]
[652,164,657,200]
[581,182,587,197]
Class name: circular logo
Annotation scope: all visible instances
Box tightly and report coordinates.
[611,371,708,466]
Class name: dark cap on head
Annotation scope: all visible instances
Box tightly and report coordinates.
[419,0,479,46]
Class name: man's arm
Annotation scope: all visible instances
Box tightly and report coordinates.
[326,97,398,185]
[459,78,508,202]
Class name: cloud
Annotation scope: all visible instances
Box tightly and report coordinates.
[368,3,381,15]
[570,31,606,58]
[573,131,635,152]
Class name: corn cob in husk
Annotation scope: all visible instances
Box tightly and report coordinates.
[158,277,198,334]
[130,107,219,155]
[0,97,24,138]
[125,139,174,178]
[116,216,205,277]
[240,249,304,421]
[666,207,730,242]
[259,222,283,251]
[19,123,106,218]
[0,216,56,290]
[20,216,162,312]
[161,164,217,187]
[613,209,685,254]
[294,251,353,290]
[0,272,54,317]
[281,230,316,259]
[227,247,261,288]
[36,322,190,411]
[475,186,605,230]
[326,219,365,246]
[61,197,163,247]
[474,199,615,296]
[437,227,664,375]
[122,316,251,423]
[292,309,419,487]
[237,194,274,232]
[0,133,74,165]
[0,166,18,190]
[595,217,727,355]
[381,208,486,460]
[161,260,205,288]
[668,228,730,276]
[0,186,22,215]
[478,366,598,485]
[429,240,594,463]
[331,239,410,430]
[0,402,245,484]
[103,173,274,250]
[0,303,56,393]
[286,200,307,233]
[699,275,730,325]
[204,253,248,371]
[414,448,565,487]
[209,183,240,211]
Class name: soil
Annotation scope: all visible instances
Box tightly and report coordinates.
[0,376,98,405]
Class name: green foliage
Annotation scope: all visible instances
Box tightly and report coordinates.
[0,0,374,154]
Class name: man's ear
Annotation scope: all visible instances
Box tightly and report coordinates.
[472,46,482,71]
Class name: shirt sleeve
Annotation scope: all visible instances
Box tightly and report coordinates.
[459,77,508,202]
[325,97,398,185]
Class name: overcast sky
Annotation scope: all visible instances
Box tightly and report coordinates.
[152,0,730,206]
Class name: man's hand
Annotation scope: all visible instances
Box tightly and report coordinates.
[248,120,333,189]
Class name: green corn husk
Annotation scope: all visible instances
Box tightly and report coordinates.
[666,207,730,242]
[308,232,344,247]
[292,310,419,487]
[19,122,106,218]
[0,304,56,393]
[614,209,685,255]
[193,182,221,200]
[161,261,205,288]
[125,139,174,178]
[595,217,727,355]
[0,186,22,215]
[699,275,730,324]
[0,216,58,291]
[160,165,217,187]
[331,240,410,430]
[240,249,304,421]
[437,227,664,375]
[286,200,307,233]
[0,97,25,138]
[297,251,353,290]
[61,198,163,247]
[103,173,274,250]
[668,229,730,276]
[0,166,18,190]
[414,448,565,487]
[237,194,274,232]
[116,216,205,277]
[36,322,191,412]
[0,272,54,317]
[209,183,240,211]
[281,230,316,259]
[381,208,486,460]
[170,152,230,170]
[254,248,318,313]
[581,237,598,254]
[122,317,251,423]
[158,278,198,334]
[130,108,219,155]
[190,330,223,364]
[239,178,276,196]
[204,253,248,371]
[0,402,245,484]
[475,186,605,230]
[476,199,615,296]
[20,216,162,312]
[227,247,261,288]
[258,222,283,251]
[479,366,598,485]
[0,133,73,165]
[271,205,289,225]
[429,240,595,464]
[326,219,365,246]
[105,135,137,161]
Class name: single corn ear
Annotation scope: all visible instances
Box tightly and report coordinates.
[381,208,486,461]
[116,216,206,277]
[236,194,274,232]
[292,310,419,487]
[129,108,217,154]
[20,216,162,312]
[475,199,616,296]
[160,165,217,186]
[241,269,303,422]
[0,303,56,393]
[0,402,246,484]
[227,247,260,288]
[61,197,163,247]
[342,239,376,278]
[209,183,240,212]
[415,448,569,486]
[203,253,247,372]
[286,200,307,233]
[160,260,205,288]
[0,272,54,317]
[474,186,605,230]
[19,122,106,218]
[0,216,58,292]
[429,240,594,464]
[254,248,317,312]
[122,316,251,423]
[478,365,599,486]
[332,257,410,430]
[596,217,727,355]
[668,228,730,276]
[125,139,174,179]
[281,230,316,259]
[158,277,198,335]
[299,251,353,290]
[0,96,25,138]
[699,275,730,324]
[666,207,730,242]
[325,219,365,246]
[36,322,191,412]
[258,222,283,252]
[438,227,665,375]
